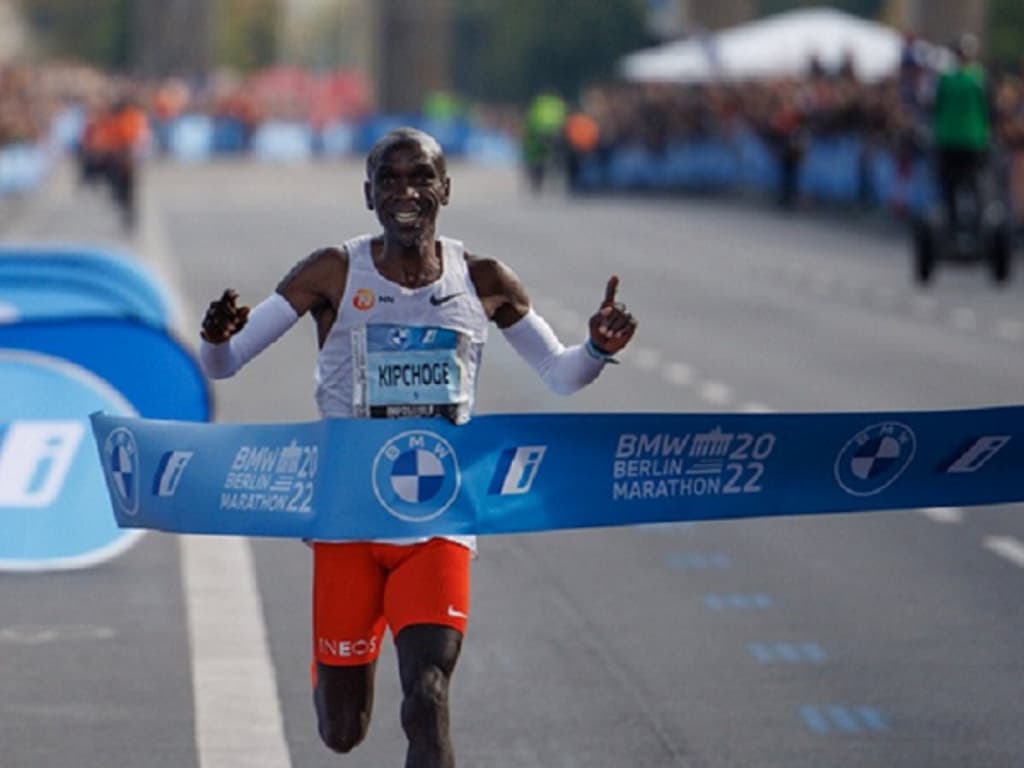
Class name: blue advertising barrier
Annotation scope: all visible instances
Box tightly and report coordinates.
[0,143,49,195]
[0,318,210,570]
[0,245,172,325]
[251,120,314,162]
[91,406,1023,541]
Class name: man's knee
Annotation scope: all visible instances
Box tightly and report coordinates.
[312,664,374,754]
[400,665,449,731]
[316,707,370,754]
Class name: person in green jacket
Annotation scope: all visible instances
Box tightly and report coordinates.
[522,90,567,192]
[932,33,992,227]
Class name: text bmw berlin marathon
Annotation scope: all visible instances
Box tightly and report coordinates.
[613,427,774,501]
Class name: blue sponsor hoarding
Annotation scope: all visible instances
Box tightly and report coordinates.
[0,318,210,569]
[0,245,172,325]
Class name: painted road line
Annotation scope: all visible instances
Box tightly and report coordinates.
[698,380,733,406]
[984,536,1024,569]
[182,536,292,768]
[994,319,1024,342]
[143,187,292,767]
[747,642,828,664]
[663,362,695,387]
[911,295,938,320]
[667,552,732,570]
[949,307,978,333]
[921,506,964,524]
[704,593,775,611]
[800,705,888,734]
[137,177,189,334]
[632,347,661,372]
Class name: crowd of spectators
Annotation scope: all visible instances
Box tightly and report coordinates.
[559,40,1024,216]
[0,61,373,153]
[7,38,1024,218]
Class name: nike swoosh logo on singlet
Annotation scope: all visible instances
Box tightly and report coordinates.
[429,292,464,306]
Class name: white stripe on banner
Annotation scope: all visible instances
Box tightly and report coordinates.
[181,535,292,768]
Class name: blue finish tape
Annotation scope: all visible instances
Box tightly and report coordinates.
[90,406,1024,540]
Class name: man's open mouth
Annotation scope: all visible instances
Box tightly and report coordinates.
[393,210,419,225]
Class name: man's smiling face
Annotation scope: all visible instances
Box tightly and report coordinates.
[365,139,451,248]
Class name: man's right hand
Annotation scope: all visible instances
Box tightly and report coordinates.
[201,289,250,344]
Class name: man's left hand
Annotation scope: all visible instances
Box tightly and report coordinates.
[588,275,637,355]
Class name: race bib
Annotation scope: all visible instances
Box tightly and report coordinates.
[351,325,470,422]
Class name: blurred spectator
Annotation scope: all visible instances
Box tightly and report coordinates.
[78,94,150,230]
[522,90,567,192]
[0,65,44,147]
[564,108,600,193]
[932,33,992,228]
[995,73,1024,225]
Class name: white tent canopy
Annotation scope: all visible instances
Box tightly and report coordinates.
[620,8,948,83]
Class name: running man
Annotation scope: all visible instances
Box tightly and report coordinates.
[198,127,636,766]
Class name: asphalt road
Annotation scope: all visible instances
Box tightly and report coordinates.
[2,157,1023,768]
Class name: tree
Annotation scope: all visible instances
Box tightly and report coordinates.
[988,0,1024,72]
[17,0,131,69]
[757,0,884,18]
[452,0,650,104]
[212,0,282,73]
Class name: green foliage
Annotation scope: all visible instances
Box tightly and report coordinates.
[17,0,132,68]
[453,0,651,104]
[213,0,282,73]
[989,0,1024,72]
[757,0,884,18]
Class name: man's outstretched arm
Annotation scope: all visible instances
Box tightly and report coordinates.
[469,256,637,394]
[198,248,345,379]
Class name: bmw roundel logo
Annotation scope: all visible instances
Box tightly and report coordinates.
[103,427,140,516]
[372,430,460,522]
[834,421,916,497]
[388,327,410,348]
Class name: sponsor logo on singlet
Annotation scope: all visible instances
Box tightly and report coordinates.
[353,288,376,310]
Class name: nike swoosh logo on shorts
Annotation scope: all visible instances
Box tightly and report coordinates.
[430,292,464,306]
[447,605,468,619]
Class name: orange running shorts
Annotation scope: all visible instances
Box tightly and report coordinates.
[312,537,471,668]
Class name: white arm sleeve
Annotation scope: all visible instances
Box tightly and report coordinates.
[501,309,607,395]
[199,292,300,379]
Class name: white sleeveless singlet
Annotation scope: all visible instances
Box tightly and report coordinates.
[315,234,489,550]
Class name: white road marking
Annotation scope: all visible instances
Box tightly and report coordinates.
[632,347,661,372]
[911,295,938,319]
[137,170,190,337]
[994,319,1024,342]
[0,624,116,644]
[949,307,978,333]
[141,182,291,767]
[921,506,964,524]
[182,536,293,768]
[699,379,733,406]
[739,402,776,414]
[663,362,695,387]
[984,536,1024,569]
